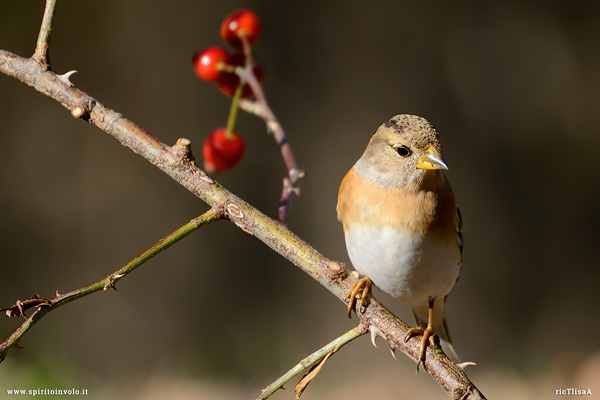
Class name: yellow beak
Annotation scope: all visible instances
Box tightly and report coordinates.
[416,145,448,170]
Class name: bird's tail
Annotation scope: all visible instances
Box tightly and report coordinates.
[412,298,460,363]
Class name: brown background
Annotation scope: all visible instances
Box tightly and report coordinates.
[1,1,600,399]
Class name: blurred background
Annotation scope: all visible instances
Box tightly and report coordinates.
[1,1,600,399]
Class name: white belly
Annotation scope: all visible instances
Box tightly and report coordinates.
[344,223,460,306]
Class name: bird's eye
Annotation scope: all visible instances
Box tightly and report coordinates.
[395,145,412,157]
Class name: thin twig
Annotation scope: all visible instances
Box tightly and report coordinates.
[32,0,57,66]
[238,73,305,223]
[257,324,367,400]
[0,209,220,362]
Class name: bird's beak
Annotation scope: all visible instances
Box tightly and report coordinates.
[417,145,448,170]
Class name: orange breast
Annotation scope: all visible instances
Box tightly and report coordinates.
[337,168,459,244]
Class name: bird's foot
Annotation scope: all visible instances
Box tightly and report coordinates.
[346,276,372,318]
[405,326,436,372]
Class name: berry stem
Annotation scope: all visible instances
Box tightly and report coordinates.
[240,31,252,57]
[236,44,304,221]
[225,41,254,139]
[224,14,304,221]
[239,34,266,104]
[225,74,244,139]
[242,61,266,104]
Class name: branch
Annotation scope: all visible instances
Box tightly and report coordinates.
[0,209,220,362]
[32,0,57,66]
[258,324,367,400]
[0,50,485,399]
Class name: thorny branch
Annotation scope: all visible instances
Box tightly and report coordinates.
[0,209,220,362]
[258,324,368,400]
[0,2,485,398]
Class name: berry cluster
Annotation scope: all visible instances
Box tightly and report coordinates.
[193,9,263,173]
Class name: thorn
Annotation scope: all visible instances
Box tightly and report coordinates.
[105,273,124,291]
[39,300,53,308]
[57,70,78,87]
[55,290,60,297]
[16,300,24,319]
[368,325,386,348]
[457,361,477,369]
[389,345,398,360]
[370,327,379,348]
[103,280,118,292]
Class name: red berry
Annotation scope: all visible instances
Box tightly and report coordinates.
[220,9,261,50]
[192,46,229,82]
[202,128,246,173]
[217,52,265,98]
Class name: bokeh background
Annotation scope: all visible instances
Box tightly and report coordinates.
[1,1,600,399]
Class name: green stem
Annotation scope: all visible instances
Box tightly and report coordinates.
[225,73,244,139]
[257,325,367,399]
[105,209,218,285]
[0,209,219,362]
[32,0,58,65]
[225,42,253,139]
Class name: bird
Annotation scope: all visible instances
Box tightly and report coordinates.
[337,114,462,370]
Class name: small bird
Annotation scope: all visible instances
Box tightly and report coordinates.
[337,114,462,370]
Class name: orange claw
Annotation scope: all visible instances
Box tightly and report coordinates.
[346,276,373,318]
[404,300,436,372]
